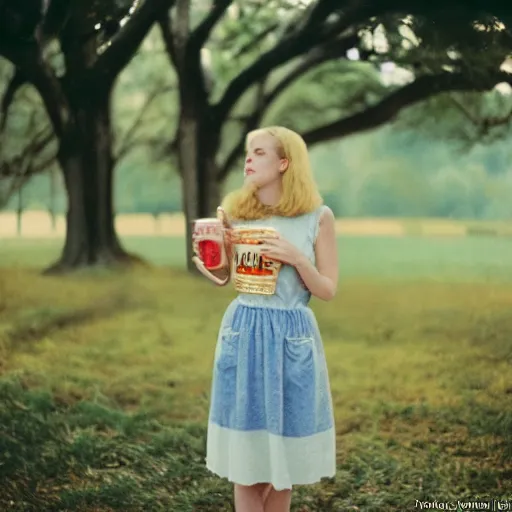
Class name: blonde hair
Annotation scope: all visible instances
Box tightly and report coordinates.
[221,126,323,220]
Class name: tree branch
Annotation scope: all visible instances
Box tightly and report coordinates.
[116,84,175,161]
[211,33,318,125]
[0,151,56,208]
[216,34,359,180]
[210,0,512,129]
[0,68,27,132]
[480,109,512,133]
[94,0,176,85]
[158,10,178,68]
[232,23,280,59]
[188,0,232,53]
[30,151,57,174]
[211,2,344,126]
[0,43,68,138]
[301,70,512,146]
[265,33,359,106]
[218,80,267,180]
[447,93,512,138]
[173,0,191,62]
[32,129,55,157]
[0,125,55,209]
[446,95,481,125]
[300,0,343,30]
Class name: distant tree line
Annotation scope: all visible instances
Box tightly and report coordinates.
[8,126,512,221]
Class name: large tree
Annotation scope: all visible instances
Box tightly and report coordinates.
[158,0,512,271]
[0,0,173,271]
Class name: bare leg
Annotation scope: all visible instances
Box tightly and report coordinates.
[263,487,292,512]
[262,484,272,505]
[234,483,270,512]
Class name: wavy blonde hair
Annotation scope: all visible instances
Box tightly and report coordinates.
[221,126,323,220]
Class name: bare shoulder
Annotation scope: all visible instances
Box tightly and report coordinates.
[314,205,339,286]
[314,205,336,246]
[319,205,335,225]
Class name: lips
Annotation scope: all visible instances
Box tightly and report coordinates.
[245,168,255,176]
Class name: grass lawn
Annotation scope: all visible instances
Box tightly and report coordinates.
[1,235,511,511]
[2,234,512,282]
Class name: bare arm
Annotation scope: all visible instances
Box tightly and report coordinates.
[295,207,339,301]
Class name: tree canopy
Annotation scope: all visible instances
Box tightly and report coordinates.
[1,0,511,271]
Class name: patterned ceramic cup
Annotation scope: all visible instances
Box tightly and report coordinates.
[231,226,282,295]
[192,218,228,271]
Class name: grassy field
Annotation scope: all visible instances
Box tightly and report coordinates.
[2,234,512,282]
[1,235,512,511]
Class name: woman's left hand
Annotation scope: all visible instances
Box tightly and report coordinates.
[259,235,304,267]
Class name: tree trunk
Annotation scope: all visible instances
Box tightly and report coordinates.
[16,186,23,236]
[49,167,57,231]
[179,113,221,272]
[46,95,139,273]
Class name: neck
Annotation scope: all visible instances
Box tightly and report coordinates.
[256,180,283,207]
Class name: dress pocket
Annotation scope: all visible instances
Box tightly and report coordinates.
[216,327,240,371]
[284,336,314,366]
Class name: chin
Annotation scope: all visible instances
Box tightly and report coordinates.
[244,175,260,187]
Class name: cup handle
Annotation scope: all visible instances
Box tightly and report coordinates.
[193,256,229,286]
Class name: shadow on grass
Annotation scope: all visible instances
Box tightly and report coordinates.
[0,377,232,512]
[0,274,150,358]
[1,377,511,512]
[3,301,127,349]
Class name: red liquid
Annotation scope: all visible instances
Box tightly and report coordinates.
[198,240,222,269]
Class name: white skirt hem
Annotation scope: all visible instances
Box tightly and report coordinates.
[205,462,336,491]
[206,422,336,491]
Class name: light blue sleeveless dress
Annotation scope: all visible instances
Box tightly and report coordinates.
[206,206,336,491]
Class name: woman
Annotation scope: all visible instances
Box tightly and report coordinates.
[193,126,338,512]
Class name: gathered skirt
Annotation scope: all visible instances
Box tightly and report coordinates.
[205,298,336,491]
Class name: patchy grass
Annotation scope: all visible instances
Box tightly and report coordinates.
[1,237,512,510]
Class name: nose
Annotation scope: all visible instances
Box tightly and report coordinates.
[246,156,252,163]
